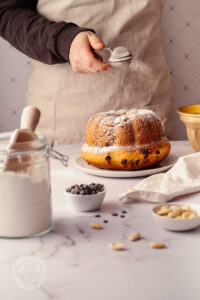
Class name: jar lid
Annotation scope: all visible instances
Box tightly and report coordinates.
[0,132,47,156]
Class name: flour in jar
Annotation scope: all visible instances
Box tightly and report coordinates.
[0,171,52,237]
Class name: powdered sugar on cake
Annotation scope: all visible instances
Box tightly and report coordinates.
[88,108,160,131]
[83,108,166,153]
[81,138,167,154]
[89,108,159,123]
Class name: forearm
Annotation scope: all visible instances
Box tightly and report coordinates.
[0,0,94,64]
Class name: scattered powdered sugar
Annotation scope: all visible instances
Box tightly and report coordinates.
[129,58,152,78]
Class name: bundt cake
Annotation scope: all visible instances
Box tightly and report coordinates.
[81,109,171,170]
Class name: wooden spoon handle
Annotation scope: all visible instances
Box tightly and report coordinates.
[20,106,41,132]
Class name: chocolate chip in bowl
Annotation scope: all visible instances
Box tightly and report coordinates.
[64,183,106,212]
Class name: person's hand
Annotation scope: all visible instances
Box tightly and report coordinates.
[69,31,112,74]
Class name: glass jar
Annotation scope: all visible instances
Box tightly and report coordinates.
[0,132,53,238]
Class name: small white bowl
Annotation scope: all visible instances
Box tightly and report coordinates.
[152,202,200,231]
[64,188,106,212]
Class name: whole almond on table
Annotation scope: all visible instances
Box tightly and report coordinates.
[150,242,166,249]
[129,232,141,241]
[90,222,102,229]
[109,243,124,251]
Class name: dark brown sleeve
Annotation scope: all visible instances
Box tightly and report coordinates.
[0,0,94,64]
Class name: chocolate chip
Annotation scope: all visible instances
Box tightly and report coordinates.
[82,184,88,188]
[121,159,127,166]
[142,149,149,155]
[156,150,160,155]
[135,160,140,166]
[111,213,118,216]
[73,190,79,194]
[89,184,96,190]
[105,142,110,147]
[98,184,104,189]
[103,220,108,223]
[105,155,111,162]
[95,214,101,218]
[122,210,127,214]
[66,183,105,195]
[120,215,125,218]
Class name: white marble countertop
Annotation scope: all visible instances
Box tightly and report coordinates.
[1,141,200,300]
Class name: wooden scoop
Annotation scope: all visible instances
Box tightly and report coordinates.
[4,106,41,173]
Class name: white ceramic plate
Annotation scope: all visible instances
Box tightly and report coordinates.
[73,153,178,178]
[152,202,200,231]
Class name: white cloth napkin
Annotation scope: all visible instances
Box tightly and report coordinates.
[119,152,200,203]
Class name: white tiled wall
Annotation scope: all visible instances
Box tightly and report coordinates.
[0,0,200,140]
[161,0,200,140]
[0,42,32,132]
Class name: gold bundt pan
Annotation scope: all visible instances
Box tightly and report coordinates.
[177,104,200,152]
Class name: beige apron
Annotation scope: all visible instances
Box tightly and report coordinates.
[25,0,173,144]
